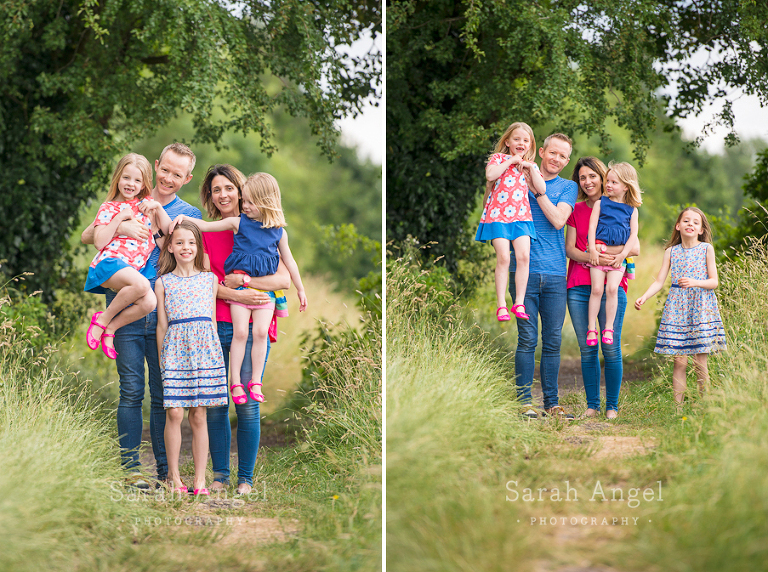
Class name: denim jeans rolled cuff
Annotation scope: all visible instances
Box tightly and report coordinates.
[208,321,267,486]
[107,290,167,479]
[566,285,626,411]
[511,272,568,410]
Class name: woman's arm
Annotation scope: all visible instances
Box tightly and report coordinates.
[635,248,672,310]
[223,260,292,292]
[277,231,307,311]
[94,209,134,250]
[613,208,639,268]
[155,278,168,361]
[679,243,718,290]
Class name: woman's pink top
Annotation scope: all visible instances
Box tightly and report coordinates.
[202,230,241,323]
[90,198,154,270]
[566,201,628,293]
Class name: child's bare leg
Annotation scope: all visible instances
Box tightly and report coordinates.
[229,304,251,398]
[602,271,623,343]
[672,356,688,408]
[587,267,606,343]
[692,353,709,396]
[248,310,272,397]
[491,238,511,315]
[188,407,208,491]
[511,236,530,308]
[164,407,185,489]
[99,269,156,353]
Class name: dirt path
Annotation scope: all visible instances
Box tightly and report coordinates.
[531,357,649,406]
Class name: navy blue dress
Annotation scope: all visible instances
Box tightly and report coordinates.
[595,196,633,246]
[224,214,283,277]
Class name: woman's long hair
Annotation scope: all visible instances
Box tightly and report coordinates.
[199,164,247,220]
[571,156,608,202]
[156,220,209,276]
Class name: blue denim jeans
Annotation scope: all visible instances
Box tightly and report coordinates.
[567,285,626,412]
[207,322,268,486]
[106,291,167,480]
[510,273,567,409]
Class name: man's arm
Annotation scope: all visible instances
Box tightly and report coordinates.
[81,218,151,245]
[534,194,573,231]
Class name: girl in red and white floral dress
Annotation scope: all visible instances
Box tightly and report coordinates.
[84,153,173,359]
[476,122,545,322]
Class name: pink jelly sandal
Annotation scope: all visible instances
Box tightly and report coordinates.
[86,311,105,350]
[496,307,511,322]
[602,329,614,345]
[247,380,265,403]
[586,329,599,347]
[511,304,530,320]
[193,488,210,496]
[101,333,118,359]
[230,383,248,405]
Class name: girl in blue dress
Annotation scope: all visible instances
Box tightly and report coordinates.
[586,162,642,347]
[174,172,307,405]
[155,220,229,495]
[635,208,726,408]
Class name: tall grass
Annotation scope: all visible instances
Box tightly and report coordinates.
[624,239,768,571]
[0,299,158,571]
[387,253,555,572]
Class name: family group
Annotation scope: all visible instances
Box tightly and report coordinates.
[476,123,727,419]
[81,143,307,495]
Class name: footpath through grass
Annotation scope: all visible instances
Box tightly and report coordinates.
[387,242,768,572]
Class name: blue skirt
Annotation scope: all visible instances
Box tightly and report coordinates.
[475,220,536,244]
[84,257,156,294]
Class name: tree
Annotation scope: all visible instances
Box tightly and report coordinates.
[0,0,381,300]
[386,0,768,269]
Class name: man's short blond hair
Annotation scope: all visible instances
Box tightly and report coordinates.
[541,133,573,153]
[158,142,196,176]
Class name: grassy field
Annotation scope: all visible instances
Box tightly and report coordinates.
[1,265,380,570]
[387,241,768,572]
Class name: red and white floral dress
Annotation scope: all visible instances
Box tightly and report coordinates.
[84,197,156,294]
[475,153,537,243]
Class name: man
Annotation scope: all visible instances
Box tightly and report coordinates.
[510,133,578,419]
[83,143,202,486]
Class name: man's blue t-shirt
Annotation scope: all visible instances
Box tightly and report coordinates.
[510,176,577,276]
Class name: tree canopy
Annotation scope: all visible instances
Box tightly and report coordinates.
[0,0,381,299]
[386,0,768,269]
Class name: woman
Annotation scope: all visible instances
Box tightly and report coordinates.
[200,164,291,494]
[565,157,639,419]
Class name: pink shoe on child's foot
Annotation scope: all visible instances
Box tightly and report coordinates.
[230,383,248,405]
[602,329,614,345]
[511,304,529,320]
[247,380,265,402]
[496,307,511,322]
[586,329,599,347]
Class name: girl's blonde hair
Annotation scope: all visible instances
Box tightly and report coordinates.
[606,161,643,208]
[107,153,153,202]
[665,207,713,248]
[242,172,286,228]
[571,156,608,202]
[156,220,209,276]
[491,122,537,162]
